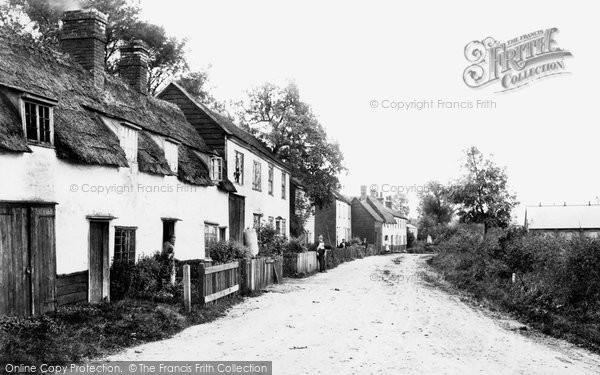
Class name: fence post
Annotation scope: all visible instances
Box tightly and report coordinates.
[199,263,206,305]
[183,264,191,312]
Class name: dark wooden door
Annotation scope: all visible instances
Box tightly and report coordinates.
[0,203,56,316]
[30,207,56,315]
[229,194,245,243]
[89,221,109,303]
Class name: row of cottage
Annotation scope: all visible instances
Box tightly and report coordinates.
[0,9,407,317]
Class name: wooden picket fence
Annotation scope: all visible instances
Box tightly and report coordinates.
[198,262,240,304]
[181,256,283,308]
[283,251,318,277]
[239,256,283,294]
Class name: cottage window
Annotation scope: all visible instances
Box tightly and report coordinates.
[253,213,262,229]
[252,161,262,191]
[114,227,136,263]
[275,217,286,236]
[234,151,244,184]
[204,224,218,248]
[268,164,274,195]
[210,157,223,181]
[164,140,178,173]
[23,101,53,145]
[120,125,138,163]
[281,172,287,200]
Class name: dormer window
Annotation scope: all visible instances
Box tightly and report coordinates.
[119,124,138,163]
[210,156,223,181]
[164,140,178,173]
[22,100,54,145]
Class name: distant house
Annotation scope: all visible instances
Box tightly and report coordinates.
[0,10,232,315]
[290,177,314,243]
[314,191,352,247]
[158,83,291,241]
[351,187,407,252]
[524,204,600,238]
[407,223,418,241]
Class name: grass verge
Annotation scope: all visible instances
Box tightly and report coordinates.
[0,296,243,366]
[426,255,600,354]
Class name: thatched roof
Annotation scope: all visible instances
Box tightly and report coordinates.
[0,91,31,152]
[138,131,173,176]
[177,146,212,186]
[0,33,215,185]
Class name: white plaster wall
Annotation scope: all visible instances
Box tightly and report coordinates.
[382,217,407,246]
[304,213,315,243]
[0,146,229,274]
[335,200,352,243]
[225,138,290,234]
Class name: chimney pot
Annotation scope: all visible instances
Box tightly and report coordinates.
[360,185,367,201]
[118,39,150,95]
[60,9,107,88]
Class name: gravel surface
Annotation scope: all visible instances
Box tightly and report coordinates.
[106,254,600,374]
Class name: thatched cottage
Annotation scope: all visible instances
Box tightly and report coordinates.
[0,10,235,316]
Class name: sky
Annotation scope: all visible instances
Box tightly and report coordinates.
[137,0,600,222]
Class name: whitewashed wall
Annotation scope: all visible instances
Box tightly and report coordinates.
[0,145,229,274]
[335,200,352,244]
[382,217,407,247]
[225,138,290,234]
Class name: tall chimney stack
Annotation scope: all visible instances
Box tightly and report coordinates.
[60,9,107,88]
[118,40,149,95]
[360,185,367,201]
[385,197,393,209]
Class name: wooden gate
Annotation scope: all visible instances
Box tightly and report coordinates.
[229,194,245,243]
[0,202,56,316]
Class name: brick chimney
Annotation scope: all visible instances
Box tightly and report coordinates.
[60,9,107,87]
[360,185,367,200]
[118,40,149,95]
[385,199,393,209]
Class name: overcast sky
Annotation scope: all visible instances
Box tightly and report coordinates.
[140,0,599,221]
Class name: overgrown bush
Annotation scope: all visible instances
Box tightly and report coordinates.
[257,225,287,256]
[110,252,174,301]
[207,240,251,264]
[430,227,600,351]
[284,238,307,254]
[349,237,363,246]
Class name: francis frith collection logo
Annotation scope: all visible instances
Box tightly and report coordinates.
[463,28,572,92]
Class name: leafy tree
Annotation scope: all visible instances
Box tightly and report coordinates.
[450,147,518,232]
[176,69,227,113]
[0,2,29,36]
[6,0,187,94]
[238,82,346,210]
[417,180,454,240]
[390,192,409,216]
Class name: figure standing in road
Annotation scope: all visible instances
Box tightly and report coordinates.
[317,235,327,272]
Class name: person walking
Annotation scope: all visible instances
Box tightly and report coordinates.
[317,235,327,272]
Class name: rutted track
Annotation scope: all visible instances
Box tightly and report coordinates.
[106,254,600,374]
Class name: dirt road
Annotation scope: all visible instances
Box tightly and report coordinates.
[107,254,600,374]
